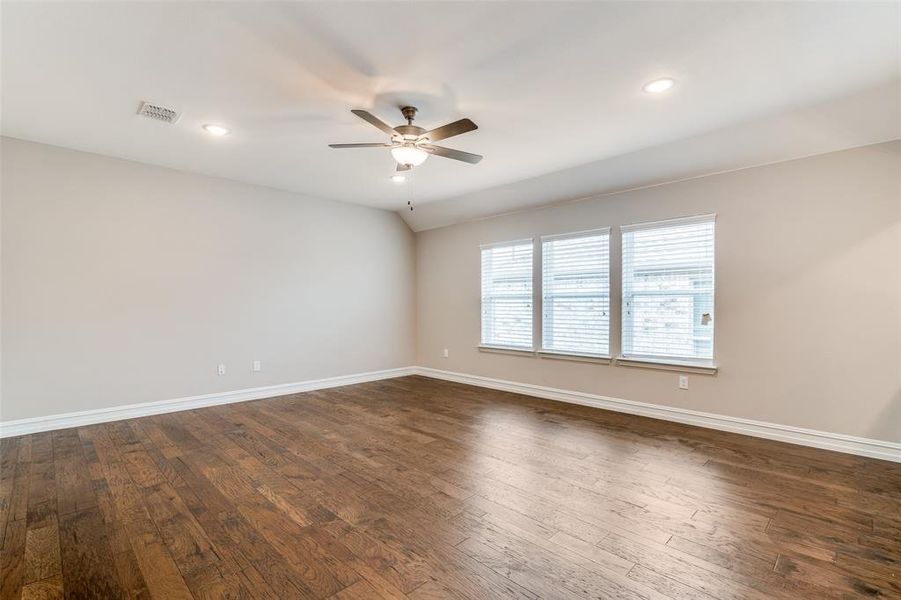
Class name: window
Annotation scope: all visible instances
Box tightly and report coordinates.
[541,230,610,357]
[621,215,715,365]
[480,240,534,349]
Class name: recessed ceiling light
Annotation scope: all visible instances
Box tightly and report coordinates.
[642,78,676,94]
[202,124,231,136]
[390,174,407,183]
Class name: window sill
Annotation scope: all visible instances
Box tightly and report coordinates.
[478,345,536,356]
[538,350,611,364]
[616,356,718,375]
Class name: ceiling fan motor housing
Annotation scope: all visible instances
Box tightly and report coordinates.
[394,124,426,141]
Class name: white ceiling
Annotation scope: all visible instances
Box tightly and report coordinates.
[3,2,899,230]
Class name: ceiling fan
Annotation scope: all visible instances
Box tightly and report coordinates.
[329,106,482,172]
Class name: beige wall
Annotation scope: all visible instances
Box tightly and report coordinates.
[1,137,416,421]
[4,136,900,443]
[416,141,901,443]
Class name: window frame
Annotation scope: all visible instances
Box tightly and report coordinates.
[479,238,537,352]
[539,227,612,360]
[619,214,717,369]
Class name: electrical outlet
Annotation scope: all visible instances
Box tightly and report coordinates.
[218,364,226,376]
[443,348,449,358]
[679,375,689,390]
[252,360,261,372]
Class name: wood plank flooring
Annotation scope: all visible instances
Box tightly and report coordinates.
[1,375,899,599]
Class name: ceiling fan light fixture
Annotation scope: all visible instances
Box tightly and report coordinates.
[330,107,482,169]
[391,144,429,167]
[390,174,407,183]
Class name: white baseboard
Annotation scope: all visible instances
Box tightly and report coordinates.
[0,367,417,438]
[412,367,901,463]
[3,365,898,463]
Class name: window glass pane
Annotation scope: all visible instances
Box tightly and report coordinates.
[542,232,609,356]
[481,241,533,349]
[622,218,715,362]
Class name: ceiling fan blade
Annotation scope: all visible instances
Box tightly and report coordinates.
[422,118,477,143]
[350,109,396,136]
[422,144,483,164]
[328,143,391,148]
[396,163,412,172]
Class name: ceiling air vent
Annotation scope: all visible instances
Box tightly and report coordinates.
[137,101,180,124]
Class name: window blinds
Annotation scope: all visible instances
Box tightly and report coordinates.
[622,216,715,363]
[542,230,610,356]
[481,240,534,349]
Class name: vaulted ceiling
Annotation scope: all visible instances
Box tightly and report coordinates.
[3,2,899,230]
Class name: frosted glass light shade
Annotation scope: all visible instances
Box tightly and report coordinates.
[391,145,429,166]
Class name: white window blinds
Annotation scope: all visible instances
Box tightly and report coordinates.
[622,215,715,364]
[541,230,610,356]
[481,240,534,349]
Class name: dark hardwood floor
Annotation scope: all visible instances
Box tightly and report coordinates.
[1,375,899,599]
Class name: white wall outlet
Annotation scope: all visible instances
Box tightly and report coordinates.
[679,375,689,390]
[217,364,226,376]
[443,348,449,358]
[252,360,262,372]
